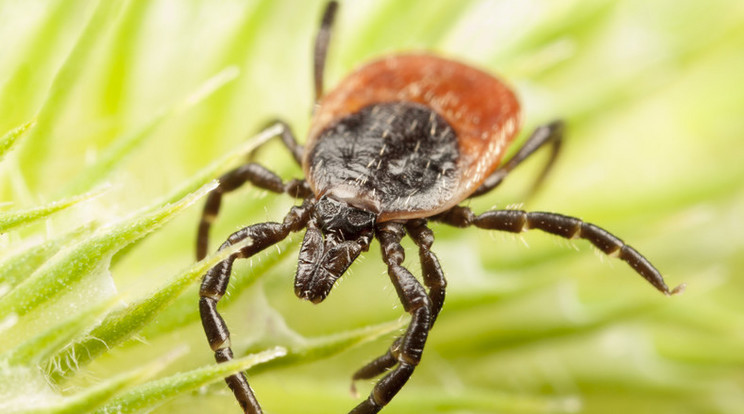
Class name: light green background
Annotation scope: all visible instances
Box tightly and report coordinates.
[1,1,743,413]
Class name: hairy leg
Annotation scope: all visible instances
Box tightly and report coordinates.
[196,162,310,260]
[199,200,313,414]
[314,1,339,102]
[350,222,433,414]
[436,206,684,295]
[351,219,446,389]
[249,120,304,165]
[470,120,564,198]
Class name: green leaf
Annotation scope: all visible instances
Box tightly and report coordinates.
[251,319,405,376]
[0,182,215,322]
[17,0,128,190]
[374,387,580,414]
[139,238,296,338]
[93,347,286,414]
[47,235,254,378]
[108,122,282,266]
[60,66,240,196]
[0,120,35,162]
[0,188,104,234]
[94,321,401,414]
[0,223,96,289]
[9,347,185,414]
[157,122,283,206]
[0,1,92,132]
[2,298,117,365]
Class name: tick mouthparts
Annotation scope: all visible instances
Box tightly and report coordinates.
[294,272,333,304]
[296,288,325,303]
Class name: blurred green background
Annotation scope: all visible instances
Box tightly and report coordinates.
[1,0,743,413]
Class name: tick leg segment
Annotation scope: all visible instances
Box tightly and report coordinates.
[350,222,433,414]
[470,120,564,198]
[351,219,446,393]
[314,1,338,102]
[436,206,683,295]
[199,200,313,414]
[406,219,447,324]
[251,120,304,165]
[196,163,311,260]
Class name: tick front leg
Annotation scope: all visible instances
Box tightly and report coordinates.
[196,162,311,260]
[200,201,312,414]
[436,206,684,295]
[350,222,432,414]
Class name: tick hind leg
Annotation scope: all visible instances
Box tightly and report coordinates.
[350,222,440,414]
[200,200,313,414]
[196,160,311,260]
[350,220,446,401]
[436,206,684,295]
[470,120,564,198]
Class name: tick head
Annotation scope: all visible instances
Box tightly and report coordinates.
[293,196,375,303]
[314,195,375,242]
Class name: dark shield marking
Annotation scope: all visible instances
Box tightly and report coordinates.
[307,102,460,217]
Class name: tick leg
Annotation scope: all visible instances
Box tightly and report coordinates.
[200,200,312,414]
[196,162,311,260]
[436,206,684,295]
[470,120,564,198]
[314,1,338,102]
[406,219,447,324]
[251,120,304,165]
[350,222,433,414]
[350,340,399,395]
[351,219,446,392]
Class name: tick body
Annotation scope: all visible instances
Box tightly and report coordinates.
[306,54,520,220]
[197,2,682,413]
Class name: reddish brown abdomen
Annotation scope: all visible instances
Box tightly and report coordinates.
[304,54,522,220]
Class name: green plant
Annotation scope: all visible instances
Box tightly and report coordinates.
[1,1,743,413]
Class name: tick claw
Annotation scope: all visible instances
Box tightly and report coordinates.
[670,283,686,296]
[350,381,359,399]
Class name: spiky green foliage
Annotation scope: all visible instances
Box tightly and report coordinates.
[1,1,742,413]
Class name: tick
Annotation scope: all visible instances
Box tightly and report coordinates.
[196,2,683,413]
